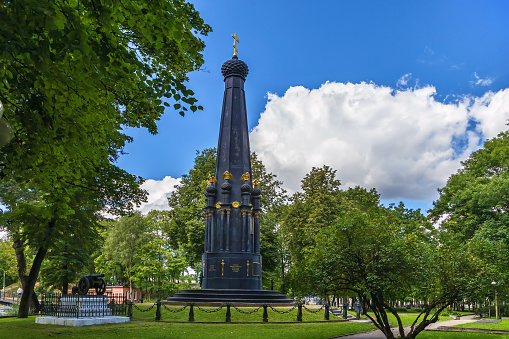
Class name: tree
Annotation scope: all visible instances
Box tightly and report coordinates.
[167,148,216,266]
[0,237,18,287]
[0,0,210,317]
[0,0,210,211]
[95,211,190,299]
[430,131,509,308]
[281,165,344,284]
[95,213,148,299]
[38,221,99,295]
[136,210,189,298]
[251,152,287,291]
[304,202,469,339]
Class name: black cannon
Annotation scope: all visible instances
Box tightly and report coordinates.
[73,274,106,295]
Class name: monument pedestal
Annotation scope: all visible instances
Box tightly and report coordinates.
[201,252,262,290]
[167,289,293,305]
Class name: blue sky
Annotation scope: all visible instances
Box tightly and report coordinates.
[117,1,509,214]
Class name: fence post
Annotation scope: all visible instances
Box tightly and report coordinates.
[263,304,268,323]
[325,303,330,320]
[189,303,195,322]
[297,304,303,322]
[225,303,231,323]
[156,299,161,321]
[128,301,133,319]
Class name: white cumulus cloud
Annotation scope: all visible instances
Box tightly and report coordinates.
[472,72,494,86]
[137,176,181,214]
[397,73,412,87]
[250,82,509,206]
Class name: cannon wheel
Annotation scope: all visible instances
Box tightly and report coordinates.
[78,277,90,295]
[95,278,106,295]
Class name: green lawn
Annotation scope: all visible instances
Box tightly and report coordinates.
[364,312,448,327]
[418,333,509,339]
[0,317,374,339]
[3,313,509,339]
[455,319,509,331]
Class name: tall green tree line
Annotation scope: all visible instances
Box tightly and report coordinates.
[0,0,210,317]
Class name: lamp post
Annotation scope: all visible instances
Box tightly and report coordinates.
[0,268,5,299]
[492,281,498,320]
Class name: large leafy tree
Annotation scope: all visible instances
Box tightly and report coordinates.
[95,211,189,299]
[304,201,470,339]
[0,237,18,287]
[135,210,189,298]
[0,0,211,209]
[281,165,344,274]
[167,148,216,266]
[430,131,509,306]
[38,200,100,295]
[0,0,210,317]
[95,213,147,299]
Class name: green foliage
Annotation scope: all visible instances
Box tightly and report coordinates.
[0,237,17,286]
[167,148,216,266]
[0,0,210,315]
[301,202,468,338]
[95,211,191,297]
[281,165,344,269]
[0,317,375,339]
[95,213,148,287]
[0,0,211,214]
[280,164,478,338]
[430,131,509,305]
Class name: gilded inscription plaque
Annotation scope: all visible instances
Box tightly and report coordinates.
[230,264,241,273]
[208,265,216,272]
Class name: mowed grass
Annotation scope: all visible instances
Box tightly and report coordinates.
[455,318,509,331]
[0,317,375,339]
[364,312,449,327]
[418,333,509,339]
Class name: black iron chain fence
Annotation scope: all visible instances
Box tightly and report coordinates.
[303,305,325,313]
[162,304,188,313]
[232,304,262,314]
[195,304,225,313]
[269,305,297,314]
[133,303,155,312]
[129,300,331,322]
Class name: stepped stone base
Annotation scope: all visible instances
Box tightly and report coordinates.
[36,316,129,327]
[167,289,293,305]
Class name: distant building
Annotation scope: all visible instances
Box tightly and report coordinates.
[66,285,141,302]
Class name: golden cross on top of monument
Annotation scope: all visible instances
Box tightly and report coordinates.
[232,33,239,57]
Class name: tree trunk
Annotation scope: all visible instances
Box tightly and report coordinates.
[12,236,40,312]
[18,246,47,317]
[62,274,68,295]
[13,237,27,284]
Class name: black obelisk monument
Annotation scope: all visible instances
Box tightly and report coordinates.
[201,36,261,290]
[168,35,291,303]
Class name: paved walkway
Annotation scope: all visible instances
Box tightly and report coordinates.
[333,315,478,339]
[0,297,16,305]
